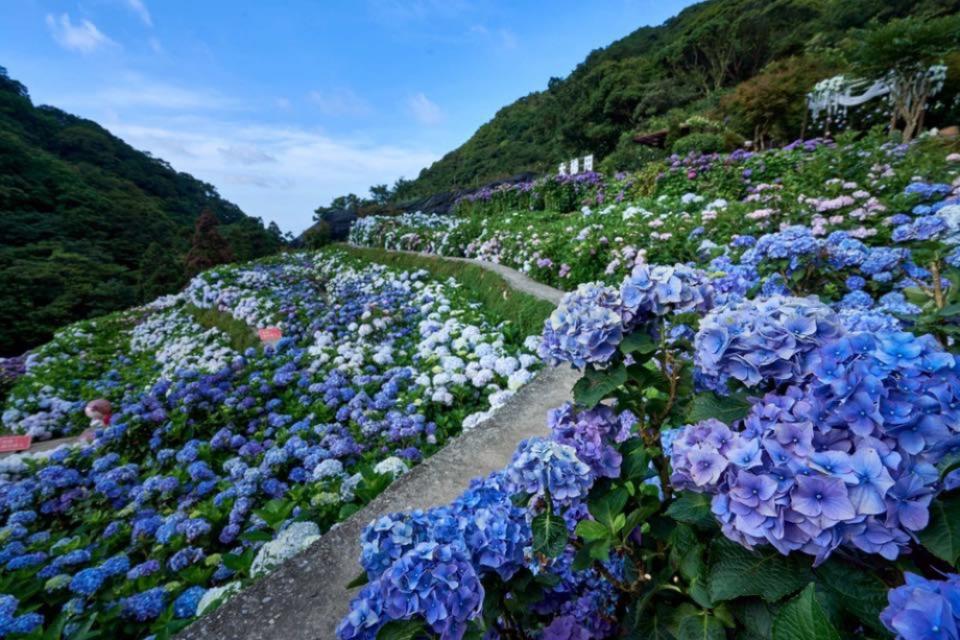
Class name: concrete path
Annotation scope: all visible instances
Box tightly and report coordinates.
[179,252,575,640]
[399,250,566,306]
[0,434,85,459]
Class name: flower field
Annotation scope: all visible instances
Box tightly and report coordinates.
[350,133,960,291]
[0,249,540,638]
[338,135,960,639]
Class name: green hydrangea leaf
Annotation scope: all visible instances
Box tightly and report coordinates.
[771,584,841,640]
[686,391,752,424]
[532,513,568,558]
[707,538,811,603]
[573,364,627,408]
[919,493,960,564]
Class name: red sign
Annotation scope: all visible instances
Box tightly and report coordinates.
[0,435,32,453]
[258,327,283,345]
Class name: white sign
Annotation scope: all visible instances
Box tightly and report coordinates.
[570,158,580,175]
[583,154,594,172]
[558,162,567,176]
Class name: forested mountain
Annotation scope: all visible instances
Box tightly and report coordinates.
[402,0,960,196]
[0,67,284,356]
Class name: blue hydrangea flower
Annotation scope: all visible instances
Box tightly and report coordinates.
[694,296,842,392]
[173,586,206,618]
[379,543,483,639]
[69,567,107,597]
[539,283,623,369]
[120,587,167,621]
[881,573,960,640]
[619,263,713,327]
[506,438,593,501]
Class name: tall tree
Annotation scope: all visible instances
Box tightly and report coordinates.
[138,242,184,299]
[185,210,234,276]
[369,184,391,205]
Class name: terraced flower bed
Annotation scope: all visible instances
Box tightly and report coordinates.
[0,249,543,637]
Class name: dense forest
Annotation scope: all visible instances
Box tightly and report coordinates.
[396,0,960,197]
[0,67,284,356]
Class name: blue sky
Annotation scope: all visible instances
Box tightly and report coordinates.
[0,1,697,233]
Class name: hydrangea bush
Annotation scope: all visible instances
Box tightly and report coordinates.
[0,249,540,637]
[339,138,960,639]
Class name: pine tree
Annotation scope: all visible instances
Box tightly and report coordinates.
[185,209,234,276]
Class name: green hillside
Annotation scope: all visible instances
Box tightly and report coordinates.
[0,67,284,356]
[402,0,960,196]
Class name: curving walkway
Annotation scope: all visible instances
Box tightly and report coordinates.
[397,250,566,306]
[178,251,575,640]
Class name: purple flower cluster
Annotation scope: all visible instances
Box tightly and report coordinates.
[881,573,960,640]
[548,403,636,479]
[674,327,960,564]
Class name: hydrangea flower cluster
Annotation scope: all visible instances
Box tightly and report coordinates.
[694,295,843,392]
[619,263,714,327]
[506,438,594,502]
[379,543,483,638]
[0,595,43,635]
[881,573,960,640]
[540,263,714,369]
[539,282,623,368]
[674,326,960,564]
[547,402,636,479]
[340,471,529,639]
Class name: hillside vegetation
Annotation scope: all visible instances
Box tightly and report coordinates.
[0,67,284,356]
[398,0,960,198]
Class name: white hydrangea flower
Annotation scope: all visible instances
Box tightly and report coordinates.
[373,456,408,478]
[197,581,243,616]
[312,459,344,480]
[250,522,321,578]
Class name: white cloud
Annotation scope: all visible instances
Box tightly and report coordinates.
[126,0,153,27]
[46,13,117,54]
[368,0,473,23]
[468,24,518,51]
[407,92,444,126]
[308,88,373,117]
[498,28,518,50]
[218,145,276,165]
[59,78,239,111]
[104,118,438,233]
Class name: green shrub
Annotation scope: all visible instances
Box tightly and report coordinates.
[185,305,261,353]
[671,132,727,155]
[302,221,332,249]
